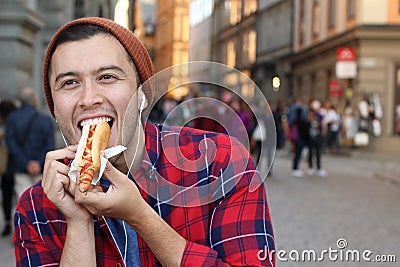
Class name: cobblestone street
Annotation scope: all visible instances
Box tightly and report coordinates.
[1,150,399,266]
[267,150,400,266]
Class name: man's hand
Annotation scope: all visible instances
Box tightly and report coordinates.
[42,145,97,266]
[42,145,92,224]
[74,160,146,223]
[75,161,186,266]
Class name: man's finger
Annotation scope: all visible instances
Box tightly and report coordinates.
[74,185,110,209]
[43,146,77,177]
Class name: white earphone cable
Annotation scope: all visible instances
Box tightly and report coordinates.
[126,94,145,176]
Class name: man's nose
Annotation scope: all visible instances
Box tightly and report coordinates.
[78,81,104,108]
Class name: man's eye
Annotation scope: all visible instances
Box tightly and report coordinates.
[61,80,78,88]
[65,80,75,85]
[100,74,116,81]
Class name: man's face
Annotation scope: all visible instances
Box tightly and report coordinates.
[49,34,139,148]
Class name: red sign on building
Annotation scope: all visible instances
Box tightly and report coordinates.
[329,79,343,97]
[336,47,356,61]
[335,47,357,79]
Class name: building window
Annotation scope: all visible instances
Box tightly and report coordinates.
[226,0,241,25]
[227,40,236,67]
[312,0,321,38]
[174,14,189,42]
[243,30,256,63]
[244,0,257,17]
[347,0,355,19]
[328,0,335,29]
[182,15,189,41]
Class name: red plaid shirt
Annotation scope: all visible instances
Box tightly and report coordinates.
[14,122,275,266]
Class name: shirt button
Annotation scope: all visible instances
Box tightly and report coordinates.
[116,263,121,267]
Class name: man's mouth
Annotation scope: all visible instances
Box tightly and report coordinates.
[79,117,113,129]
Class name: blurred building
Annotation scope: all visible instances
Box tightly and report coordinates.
[0,0,45,102]
[253,0,293,104]
[289,0,400,153]
[189,0,213,63]
[189,0,293,102]
[189,0,400,153]
[132,0,156,61]
[154,0,190,100]
[2,0,400,152]
[0,0,140,110]
[155,0,189,71]
[211,0,257,98]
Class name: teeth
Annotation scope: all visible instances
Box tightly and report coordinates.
[80,117,111,127]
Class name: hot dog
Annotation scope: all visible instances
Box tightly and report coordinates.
[74,119,111,192]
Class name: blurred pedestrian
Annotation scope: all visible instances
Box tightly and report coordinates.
[251,101,274,177]
[287,97,307,126]
[6,87,55,201]
[323,104,342,152]
[161,95,179,126]
[226,98,251,146]
[148,99,164,124]
[307,106,327,177]
[0,99,17,236]
[343,100,358,147]
[192,97,222,132]
[291,107,310,177]
[273,99,286,150]
[251,116,265,165]
[287,98,307,154]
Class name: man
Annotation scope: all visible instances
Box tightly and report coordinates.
[6,87,54,199]
[13,17,275,266]
[0,99,17,236]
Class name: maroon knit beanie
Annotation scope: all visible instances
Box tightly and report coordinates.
[43,17,155,117]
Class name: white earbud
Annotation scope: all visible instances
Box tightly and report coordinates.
[140,93,146,112]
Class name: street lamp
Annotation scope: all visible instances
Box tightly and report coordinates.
[272,76,280,92]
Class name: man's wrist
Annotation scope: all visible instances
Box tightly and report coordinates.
[66,216,94,232]
[126,197,152,229]
[62,215,96,267]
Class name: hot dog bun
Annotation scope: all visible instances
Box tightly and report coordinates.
[74,121,111,192]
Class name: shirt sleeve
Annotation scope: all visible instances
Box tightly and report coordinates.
[181,137,275,266]
[181,184,274,266]
[13,186,63,266]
